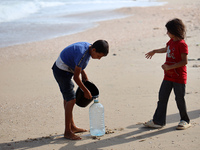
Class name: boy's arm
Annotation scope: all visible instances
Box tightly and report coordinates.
[162,53,188,71]
[81,70,88,82]
[145,47,167,59]
[73,66,92,99]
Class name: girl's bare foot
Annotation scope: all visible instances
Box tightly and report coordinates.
[64,131,81,140]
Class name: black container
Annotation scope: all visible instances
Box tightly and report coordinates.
[76,81,99,107]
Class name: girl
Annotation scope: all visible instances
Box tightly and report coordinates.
[144,18,191,130]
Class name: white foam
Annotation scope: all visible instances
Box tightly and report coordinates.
[0,1,65,23]
[0,0,167,48]
[0,0,166,23]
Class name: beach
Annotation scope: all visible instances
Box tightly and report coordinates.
[0,0,200,149]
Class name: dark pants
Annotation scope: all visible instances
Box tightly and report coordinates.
[153,80,190,126]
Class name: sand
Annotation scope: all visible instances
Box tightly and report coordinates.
[0,0,200,149]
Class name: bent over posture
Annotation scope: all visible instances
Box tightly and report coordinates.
[52,40,109,140]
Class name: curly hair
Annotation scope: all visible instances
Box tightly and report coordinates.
[165,18,186,39]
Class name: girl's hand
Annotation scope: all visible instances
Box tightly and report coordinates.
[145,50,155,59]
[162,64,170,71]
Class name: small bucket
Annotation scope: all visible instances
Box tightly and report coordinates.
[76,81,99,107]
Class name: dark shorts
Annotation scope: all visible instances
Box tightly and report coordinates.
[52,63,75,101]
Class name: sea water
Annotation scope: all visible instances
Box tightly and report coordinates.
[0,0,166,48]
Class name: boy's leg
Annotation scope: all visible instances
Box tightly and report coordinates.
[64,100,87,134]
[153,80,173,126]
[173,83,190,123]
[64,99,81,140]
[64,100,87,140]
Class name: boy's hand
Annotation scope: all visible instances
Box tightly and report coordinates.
[84,90,92,100]
[81,74,88,82]
[145,50,155,59]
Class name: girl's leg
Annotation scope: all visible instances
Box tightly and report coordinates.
[173,83,190,123]
[153,80,173,126]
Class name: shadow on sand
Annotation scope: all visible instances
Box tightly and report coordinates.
[1,109,199,150]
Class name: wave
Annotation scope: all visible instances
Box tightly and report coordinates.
[0,0,65,23]
[0,0,167,48]
[0,0,166,23]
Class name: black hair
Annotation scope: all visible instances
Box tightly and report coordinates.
[92,40,109,56]
[165,18,186,39]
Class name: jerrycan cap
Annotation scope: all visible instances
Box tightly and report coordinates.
[94,99,99,103]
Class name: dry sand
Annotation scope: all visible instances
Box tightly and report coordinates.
[0,0,200,149]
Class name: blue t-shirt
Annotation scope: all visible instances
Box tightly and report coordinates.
[60,42,91,71]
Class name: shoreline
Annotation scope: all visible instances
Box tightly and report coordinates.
[0,9,130,49]
[0,0,166,49]
[0,0,200,149]
[1,0,200,60]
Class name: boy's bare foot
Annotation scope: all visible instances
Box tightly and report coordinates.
[72,127,88,133]
[64,131,81,140]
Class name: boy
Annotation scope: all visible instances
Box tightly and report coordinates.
[52,40,109,140]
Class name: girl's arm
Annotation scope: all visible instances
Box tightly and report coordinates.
[145,47,167,59]
[162,53,188,71]
[73,66,92,99]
